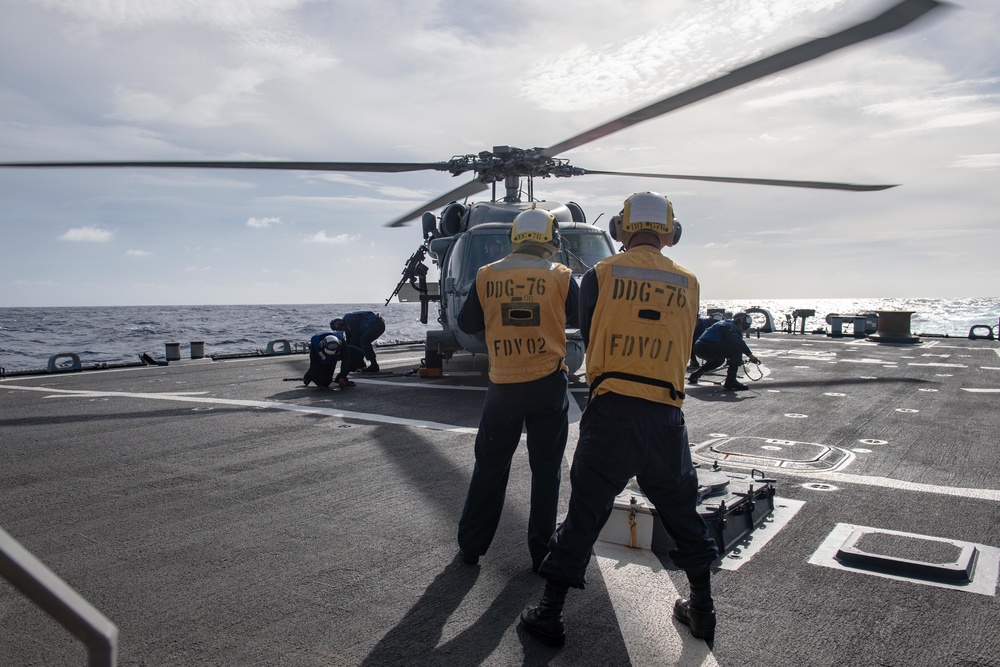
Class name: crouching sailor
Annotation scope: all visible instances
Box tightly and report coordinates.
[688,311,760,391]
[521,192,720,646]
[302,331,363,390]
[456,206,579,572]
[331,310,386,373]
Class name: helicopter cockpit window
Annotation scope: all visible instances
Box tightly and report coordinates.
[467,235,511,276]
[557,229,615,274]
[449,233,513,288]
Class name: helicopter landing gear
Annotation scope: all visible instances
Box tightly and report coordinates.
[419,347,444,378]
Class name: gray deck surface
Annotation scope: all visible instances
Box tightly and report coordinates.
[2,334,999,666]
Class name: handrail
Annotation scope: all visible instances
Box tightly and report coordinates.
[0,526,118,666]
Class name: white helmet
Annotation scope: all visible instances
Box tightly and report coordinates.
[320,334,341,357]
[610,192,680,247]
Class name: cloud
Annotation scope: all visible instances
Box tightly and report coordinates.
[865,89,1000,136]
[306,231,358,244]
[126,249,151,256]
[950,154,1000,169]
[519,0,848,112]
[58,226,114,242]
[15,279,59,287]
[247,216,282,228]
[40,0,342,128]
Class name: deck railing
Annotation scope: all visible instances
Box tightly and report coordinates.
[0,525,118,666]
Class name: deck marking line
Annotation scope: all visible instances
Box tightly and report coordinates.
[961,388,1000,394]
[595,542,719,666]
[908,362,967,368]
[0,384,478,433]
[784,469,1000,502]
[353,378,488,392]
[718,498,806,571]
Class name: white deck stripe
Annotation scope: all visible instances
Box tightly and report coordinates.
[787,470,1000,501]
[355,377,488,391]
[0,384,478,434]
[908,362,967,368]
[596,542,719,665]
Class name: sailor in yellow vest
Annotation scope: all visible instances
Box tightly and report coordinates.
[456,207,580,573]
[521,192,719,646]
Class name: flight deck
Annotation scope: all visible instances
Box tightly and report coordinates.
[1,333,998,666]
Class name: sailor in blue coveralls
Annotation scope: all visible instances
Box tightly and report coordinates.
[331,311,386,373]
[520,192,719,646]
[688,312,760,391]
[302,331,363,389]
[455,207,579,572]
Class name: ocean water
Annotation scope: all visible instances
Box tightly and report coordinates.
[0,303,433,374]
[1,298,998,373]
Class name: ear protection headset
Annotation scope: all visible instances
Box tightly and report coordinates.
[733,312,752,331]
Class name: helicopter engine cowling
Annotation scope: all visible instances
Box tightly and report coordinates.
[566,201,586,223]
[421,211,438,240]
[438,202,468,237]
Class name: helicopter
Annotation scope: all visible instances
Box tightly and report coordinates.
[0,0,942,375]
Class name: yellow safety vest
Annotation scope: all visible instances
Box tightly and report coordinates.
[477,253,572,384]
[586,245,699,407]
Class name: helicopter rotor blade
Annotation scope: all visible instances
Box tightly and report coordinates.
[0,160,452,174]
[542,0,945,158]
[385,179,488,228]
[579,169,897,192]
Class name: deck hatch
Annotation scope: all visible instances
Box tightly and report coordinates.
[836,527,976,582]
[809,524,1000,596]
[693,436,853,472]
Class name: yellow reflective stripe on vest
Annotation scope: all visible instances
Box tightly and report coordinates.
[610,264,691,288]
[478,255,571,384]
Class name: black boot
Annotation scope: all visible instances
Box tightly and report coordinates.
[688,365,705,385]
[520,580,570,646]
[674,571,716,641]
[723,363,747,391]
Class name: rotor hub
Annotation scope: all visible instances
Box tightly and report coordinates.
[445,146,584,183]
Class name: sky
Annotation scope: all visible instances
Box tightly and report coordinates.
[0,0,998,307]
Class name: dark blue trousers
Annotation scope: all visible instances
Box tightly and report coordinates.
[694,339,742,379]
[538,393,718,588]
[458,369,569,568]
[357,317,386,365]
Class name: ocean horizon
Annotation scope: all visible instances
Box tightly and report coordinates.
[2,297,998,373]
